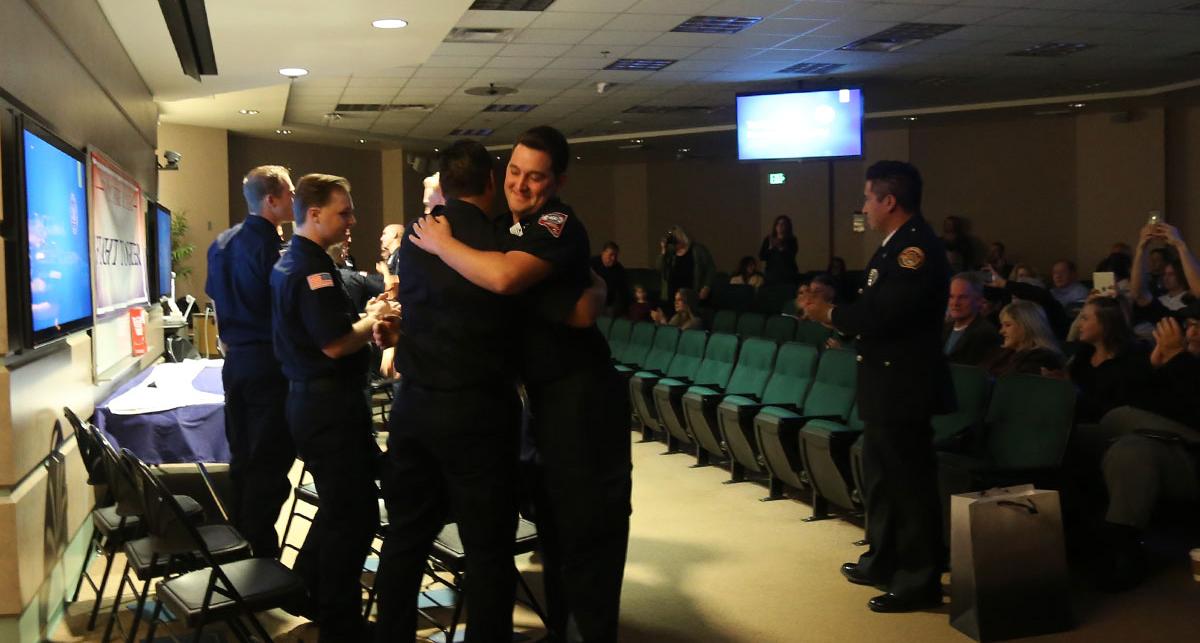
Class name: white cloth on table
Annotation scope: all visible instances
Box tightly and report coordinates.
[106,359,226,415]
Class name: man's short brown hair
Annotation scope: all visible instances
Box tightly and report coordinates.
[293,173,351,224]
[242,165,291,213]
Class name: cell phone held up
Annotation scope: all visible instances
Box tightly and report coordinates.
[1147,210,1164,227]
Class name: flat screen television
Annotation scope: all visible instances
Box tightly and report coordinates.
[147,201,172,299]
[736,88,864,161]
[6,115,94,348]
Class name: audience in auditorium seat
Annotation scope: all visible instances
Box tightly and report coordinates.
[659,225,716,304]
[783,282,808,318]
[943,273,1001,366]
[651,288,703,331]
[985,241,1012,281]
[1050,260,1090,310]
[591,241,630,317]
[759,215,799,286]
[941,215,976,273]
[807,273,837,309]
[729,256,765,288]
[985,263,1070,340]
[626,285,654,323]
[1008,262,1045,288]
[1093,305,1200,591]
[1063,297,1151,424]
[980,300,1064,376]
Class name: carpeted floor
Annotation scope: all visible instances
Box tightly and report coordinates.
[53,432,1200,642]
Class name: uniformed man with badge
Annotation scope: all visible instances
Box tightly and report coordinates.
[205,165,295,559]
[802,160,955,613]
[369,140,524,641]
[270,173,399,641]
[410,126,630,642]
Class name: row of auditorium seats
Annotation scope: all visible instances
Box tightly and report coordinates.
[598,321,1078,529]
[599,314,833,354]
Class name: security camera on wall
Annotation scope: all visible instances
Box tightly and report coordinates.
[157,150,182,171]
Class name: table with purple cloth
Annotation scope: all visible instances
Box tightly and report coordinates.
[92,362,230,464]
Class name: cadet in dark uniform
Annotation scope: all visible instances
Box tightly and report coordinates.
[270,174,399,641]
[802,161,955,613]
[411,126,630,642]
[370,140,523,641]
[205,165,295,558]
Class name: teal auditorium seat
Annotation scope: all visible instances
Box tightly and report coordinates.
[653,333,739,453]
[615,322,655,369]
[596,316,614,339]
[735,312,766,338]
[625,327,680,435]
[753,348,857,500]
[717,342,818,488]
[762,315,797,344]
[630,329,706,437]
[794,320,834,347]
[711,310,738,334]
[606,318,633,361]
[681,338,778,466]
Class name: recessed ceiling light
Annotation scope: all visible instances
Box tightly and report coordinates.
[903,116,918,121]
[358,139,366,143]
[1069,102,1086,108]
[611,120,622,124]
[575,156,582,160]
[275,129,292,135]
[632,138,643,144]
[238,109,259,115]
[434,147,440,152]
[372,18,408,29]
[279,67,308,78]
[678,147,691,153]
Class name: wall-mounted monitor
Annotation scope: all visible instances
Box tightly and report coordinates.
[736,88,864,161]
[6,115,94,348]
[154,203,172,299]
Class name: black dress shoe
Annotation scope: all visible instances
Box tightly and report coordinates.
[867,591,943,613]
[840,562,878,586]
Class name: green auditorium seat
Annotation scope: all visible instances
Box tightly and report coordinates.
[606,318,633,361]
[623,327,679,436]
[717,342,818,488]
[630,329,706,438]
[794,319,834,347]
[753,348,857,501]
[711,283,755,312]
[615,322,655,370]
[762,315,797,344]
[681,337,778,466]
[711,310,738,334]
[597,316,614,339]
[735,312,766,338]
[653,333,739,453]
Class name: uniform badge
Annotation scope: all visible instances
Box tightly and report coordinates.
[508,221,523,237]
[306,272,334,290]
[537,212,567,238]
[866,268,879,286]
[898,246,925,270]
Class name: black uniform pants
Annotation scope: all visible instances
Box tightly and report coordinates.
[222,351,294,558]
[857,418,944,597]
[288,387,380,641]
[374,384,522,642]
[527,365,632,643]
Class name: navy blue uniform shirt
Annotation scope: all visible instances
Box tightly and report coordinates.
[205,215,283,350]
[500,198,610,384]
[392,198,516,390]
[270,235,368,383]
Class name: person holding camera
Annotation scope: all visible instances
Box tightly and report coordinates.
[658,224,716,305]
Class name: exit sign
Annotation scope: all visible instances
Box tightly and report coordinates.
[768,172,786,185]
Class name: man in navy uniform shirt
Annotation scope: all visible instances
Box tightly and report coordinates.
[410,126,629,642]
[803,161,955,613]
[271,173,398,641]
[205,165,294,558]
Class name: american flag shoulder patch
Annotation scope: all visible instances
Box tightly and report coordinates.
[307,272,335,290]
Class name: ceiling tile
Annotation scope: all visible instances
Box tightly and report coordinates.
[531,67,599,79]
[542,57,608,70]
[498,43,573,57]
[667,58,733,71]
[455,9,541,29]
[688,46,765,61]
[706,0,797,17]
[422,56,495,68]
[627,45,702,59]
[936,24,1020,41]
[403,77,466,89]
[564,44,637,58]
[513,29,597,45]
[627,0,720,14]
[519,77,581,90]
[347,77,406,88]
[771,34,852,50]
[412,66,477,78]
[581,30,661,46]
[340,89,399,102]
[711,31,802,49]
[433,42,507,57]
[485,56,555,69]
[750,18,829,36]
[548,0,639,11]
[528,11,618,30]
[982,9,1077,27]
[603,13,691,32]
[773,1,861,21]
[805,20,901,40]
[648,32,730,47]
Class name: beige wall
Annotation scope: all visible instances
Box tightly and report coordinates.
[0,1,159,638]
[157,123,229,302]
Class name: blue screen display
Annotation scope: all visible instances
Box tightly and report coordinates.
[737,89,864,161]
[23,128,93,334]
[156,207,172,298]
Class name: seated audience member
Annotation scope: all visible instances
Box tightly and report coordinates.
[807,273,837,307]
[1050,260,1090,309]
[985,241,1012,280]
[651,288,703,330]
[590,241,630,316]
[1008,263,1044,288]
[626,285,654,322]
[980,300,1064,376]
[1093,305,1200,591]
[327,241,382,312]
[1066,297,1151,424]
[759,215,799,286]
[784,282,809,318]
[944,273,1001,366]
[659,225,716,303]
[986,263,1070,339]
[729,256,765,288]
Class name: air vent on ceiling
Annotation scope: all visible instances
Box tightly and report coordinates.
[482,104,537,112]
[840,22,964,53]
[604,58,677,71]
[334,103,431,112]
[623,105,718,114]
[777,62,845,74]
[672,16,763,34]
[1008,42,1095,57]
[468,0,553,10]
[449,128,495,136]
[445,27,516,43]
